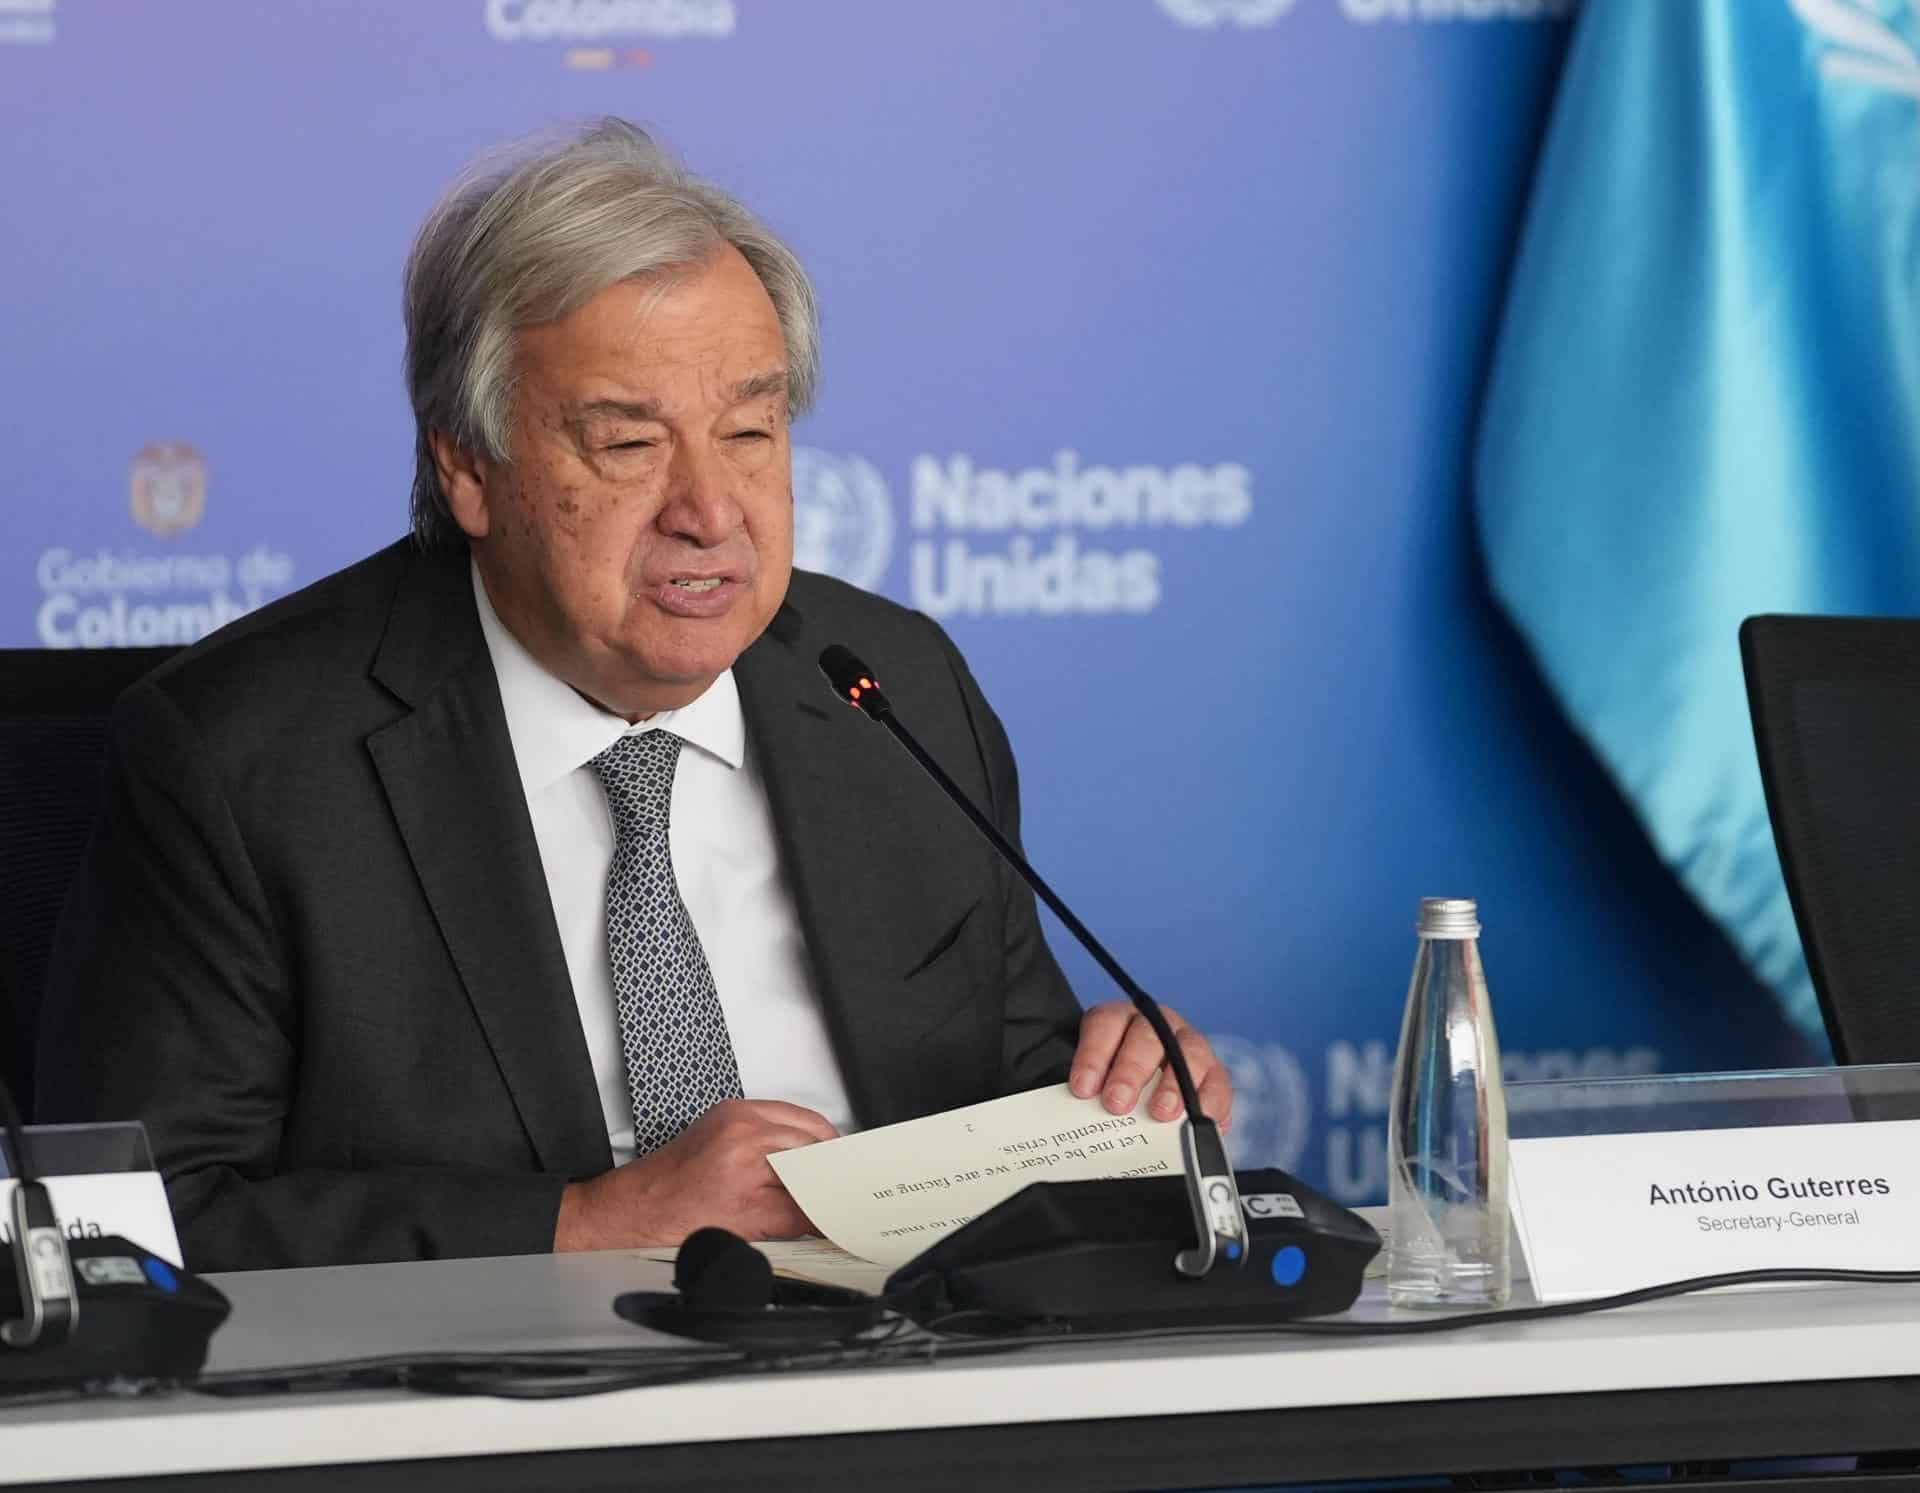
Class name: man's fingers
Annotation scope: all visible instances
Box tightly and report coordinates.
[754,1123,834,1158]
[1149,1066,1184,1121]
[1075,1004,1232,1126]
[743,1189,815,1242]
[741,1100,840,1143]
[1068,1002,1135,1098]
[1149,1028,1215,1120]
[1101,1015,1171,1114]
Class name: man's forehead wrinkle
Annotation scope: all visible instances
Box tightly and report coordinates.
[562,367,786,430]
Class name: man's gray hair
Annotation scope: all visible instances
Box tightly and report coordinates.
[403,118,819,548]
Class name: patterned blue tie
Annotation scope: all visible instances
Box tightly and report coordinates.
[590,729,743,1153]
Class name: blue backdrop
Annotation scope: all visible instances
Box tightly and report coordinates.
[0,0,1818,1204]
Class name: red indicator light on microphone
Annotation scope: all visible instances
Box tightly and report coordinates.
[817,647,888,717]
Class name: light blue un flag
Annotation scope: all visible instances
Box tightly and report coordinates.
[1477,0,1920,1043]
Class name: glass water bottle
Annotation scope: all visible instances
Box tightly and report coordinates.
[1386,897,1511,1308]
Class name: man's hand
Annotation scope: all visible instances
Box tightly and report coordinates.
[1068,1001,1233,1130]
[553,1099,836,1253]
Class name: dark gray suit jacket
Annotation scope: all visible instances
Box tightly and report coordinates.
[35,541,1081,1271]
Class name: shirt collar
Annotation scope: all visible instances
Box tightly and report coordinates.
[471,560,745,797]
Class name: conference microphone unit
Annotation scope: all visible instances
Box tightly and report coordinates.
[817,644,1378,1332]
[0,1078,229,1391]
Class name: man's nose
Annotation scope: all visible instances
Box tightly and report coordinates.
[656,441,742,547]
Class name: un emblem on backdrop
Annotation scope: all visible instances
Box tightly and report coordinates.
[791,446,895,593]
[128,442,207,539]
[1208,1034,1311,1173]
[1156,0,1296,28]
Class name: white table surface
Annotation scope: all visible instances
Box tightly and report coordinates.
[3,1248,1920,1486]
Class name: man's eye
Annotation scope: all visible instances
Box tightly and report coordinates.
[729,430,772,442]
[605,439,654,451]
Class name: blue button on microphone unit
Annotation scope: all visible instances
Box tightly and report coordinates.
[1270,1245,1307,1287]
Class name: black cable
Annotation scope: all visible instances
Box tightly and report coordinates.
[0,1071,35,1182]
[185,1314,944,1402]
[0,1383,98,1409]
[920,1264,1920,1344]
[190,1344,747,1397]
[188,1257,1920,1398]
[21,1264,1920,1405]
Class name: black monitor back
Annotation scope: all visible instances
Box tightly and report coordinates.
[1741,615,1920,1065]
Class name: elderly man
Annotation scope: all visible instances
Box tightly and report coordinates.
[36,120,1231,1272]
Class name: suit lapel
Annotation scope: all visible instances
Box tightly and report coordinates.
[734,607,964,1128]
[365,548,610,1178]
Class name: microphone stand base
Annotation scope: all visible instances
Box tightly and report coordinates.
[0,1235,229,1389]
[885,1169,1379,1333]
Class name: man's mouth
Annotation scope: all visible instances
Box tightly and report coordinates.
[651,574,743,617]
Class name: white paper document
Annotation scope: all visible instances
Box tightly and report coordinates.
[768,1081,1184,1270]
[639,1236,896,1296]
[745,1238,897,1296]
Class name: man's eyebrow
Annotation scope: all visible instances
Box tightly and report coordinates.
[569,398,666,425]
[730,370,788,403]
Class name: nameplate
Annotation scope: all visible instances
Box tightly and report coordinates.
[0,1174,183,1267]
[1508,1118,1920,1303]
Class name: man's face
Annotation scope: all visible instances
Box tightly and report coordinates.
[443,244,794,719]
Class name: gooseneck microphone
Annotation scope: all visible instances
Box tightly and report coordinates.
[0,1074,230,1388]
[817,644,1249,1278]
[0,1076,75,1350]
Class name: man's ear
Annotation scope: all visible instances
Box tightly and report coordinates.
[429,430,494,540]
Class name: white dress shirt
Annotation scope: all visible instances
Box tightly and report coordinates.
[472,565,856,1164]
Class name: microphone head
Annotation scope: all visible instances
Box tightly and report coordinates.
[818,644,891,717]
[674,1227,774,1312]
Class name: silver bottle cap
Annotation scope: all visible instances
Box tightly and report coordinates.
[1416,897,1480,940]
